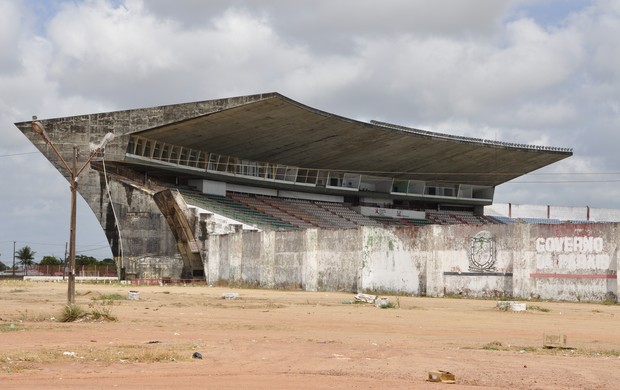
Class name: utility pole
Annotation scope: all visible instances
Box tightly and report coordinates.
[31,120,114,305]
[63,242,68,280]
[12,241,15,276]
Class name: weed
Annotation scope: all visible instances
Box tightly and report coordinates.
[59,305,85,322]
[0,323,22,332]
[91,293,124,301]
[89,301,118,321]
[17,310,50,322]
[482,341,504,350]
[528,305,551,312]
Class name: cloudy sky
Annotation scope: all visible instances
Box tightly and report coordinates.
[2,0,620,263]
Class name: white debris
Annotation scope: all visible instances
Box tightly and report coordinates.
[375,297,391,308]
[354,293,377,303]
[222,292,240,299]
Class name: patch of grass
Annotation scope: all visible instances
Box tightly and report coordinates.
[1,343,190,366]
[528,305,551,312]
[0,323,22,332]
[58,302,118,323]
[89,303,118,322]
[482,341,504,350]
[91,293,124,301]
[59,304,85,322]
[17,310,50,322]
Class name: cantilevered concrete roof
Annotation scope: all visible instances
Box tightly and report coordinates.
[135,93,572,187]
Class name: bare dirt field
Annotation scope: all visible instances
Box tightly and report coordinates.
[1,280,620,389]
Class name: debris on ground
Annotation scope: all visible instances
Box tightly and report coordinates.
[192,352,203,359]
[497,301,526,312]
[354,293,377,304]
[375,297,391,308]
[352,293,394,308]
[128,290,140,300]
[222,292,240,299]
[428,370,456,384]
[543,333,569,349]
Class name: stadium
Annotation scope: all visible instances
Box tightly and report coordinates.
[14,92,619,302]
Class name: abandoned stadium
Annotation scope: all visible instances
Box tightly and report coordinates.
[15,92,620,302]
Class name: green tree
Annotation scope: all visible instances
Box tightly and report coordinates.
[40,256,62,266]
[15,246,36,276]
[0,261,7,272]
[75,255,97,267]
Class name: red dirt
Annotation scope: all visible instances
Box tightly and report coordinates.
[1,281,619,389]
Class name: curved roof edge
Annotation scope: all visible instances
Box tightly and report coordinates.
[370,120,573,154]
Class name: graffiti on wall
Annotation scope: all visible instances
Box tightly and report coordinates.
[535,236,604,253]
[469,231,496,272]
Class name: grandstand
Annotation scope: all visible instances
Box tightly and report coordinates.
[15,92,574,282]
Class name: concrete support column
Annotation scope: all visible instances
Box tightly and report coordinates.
[261,231,276,288]
[229,232,243,281]
[425,225,445,297]
[511,225,533,299]
[303,229,319,291]
[205,235,220,285]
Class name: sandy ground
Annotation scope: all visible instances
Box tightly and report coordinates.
[1,280,620,389]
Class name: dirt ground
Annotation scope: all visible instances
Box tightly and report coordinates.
[1,280,620,389]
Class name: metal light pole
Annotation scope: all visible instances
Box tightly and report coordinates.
[31,120,114,305]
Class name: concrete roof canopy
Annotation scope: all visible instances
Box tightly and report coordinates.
[135,93,572,187]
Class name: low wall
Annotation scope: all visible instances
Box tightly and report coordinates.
[201,223,620,302]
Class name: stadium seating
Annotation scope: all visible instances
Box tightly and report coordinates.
[180,189,508,230]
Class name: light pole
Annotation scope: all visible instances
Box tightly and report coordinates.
[31,120,114,305]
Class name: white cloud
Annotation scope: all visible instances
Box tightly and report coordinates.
[3,0,620,260]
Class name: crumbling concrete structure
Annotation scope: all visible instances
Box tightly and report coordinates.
[15,93,588,300]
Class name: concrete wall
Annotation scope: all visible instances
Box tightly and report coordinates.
[201,223,620,302]
[15,94,273,279]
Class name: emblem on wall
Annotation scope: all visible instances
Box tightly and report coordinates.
[469,231,496,272]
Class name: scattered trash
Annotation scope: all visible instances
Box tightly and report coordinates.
[128,290,140,300]
[146,340,162,344]
[375,297,391,308]
[354,293,377,304]
[352,293,395,308]
[428,370,455,384]
[497,301,526,312]
[222,292,240,300]
[63,352,77,357]
[192,352,203,359]
[543,333,568,349]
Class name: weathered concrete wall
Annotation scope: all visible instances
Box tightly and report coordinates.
[526,224,619,301]
[135,256,184,280]
[99,179,179,277]
[15,94,273,279]
[201,223,620,302]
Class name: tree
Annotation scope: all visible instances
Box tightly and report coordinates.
[75,255,98,267]
[0,261,7,272]
[15,246,36,276]
[40,256,62,266]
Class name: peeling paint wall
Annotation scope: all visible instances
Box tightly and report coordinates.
[201,223,620,302]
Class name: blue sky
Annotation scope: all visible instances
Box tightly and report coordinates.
[2,0,620,263]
